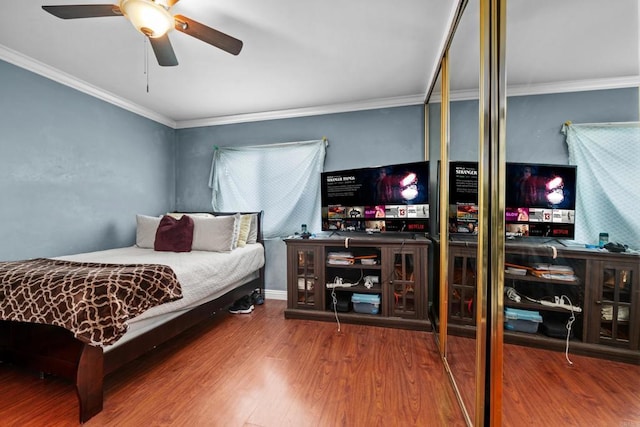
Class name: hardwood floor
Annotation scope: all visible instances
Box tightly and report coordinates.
[0,300,463,426]
[2,300,639,426]
[446,335,640,426]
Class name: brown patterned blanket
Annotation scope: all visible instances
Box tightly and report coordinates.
[0,258,183,346]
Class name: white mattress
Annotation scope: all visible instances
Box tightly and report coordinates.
[57,244,265,350]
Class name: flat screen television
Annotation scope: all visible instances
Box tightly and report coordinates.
[321,161,430,234]
[448,161,577,239]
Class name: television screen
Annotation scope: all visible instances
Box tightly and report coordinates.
[321,161,430,234]
[505,162,577,239]
[448,161,479,235]
[448,161,577,239]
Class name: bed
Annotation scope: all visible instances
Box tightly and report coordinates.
[0,211,265,423]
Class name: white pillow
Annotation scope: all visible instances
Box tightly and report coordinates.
[191,215,236,252]
[247,214,259,244]
[136,214,161,248]
[231,213,242,249]
[236,214,253,247]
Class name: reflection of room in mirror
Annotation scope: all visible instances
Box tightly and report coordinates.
[433,0,639,424]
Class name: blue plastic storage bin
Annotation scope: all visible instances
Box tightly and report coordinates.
[351,293,381,314]
[504,307,542,333]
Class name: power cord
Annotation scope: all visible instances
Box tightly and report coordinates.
[561,295,576,366]
[330,277,341,332]
[504,288,576,365]
[505,286,521,303]
[331,287,341,332]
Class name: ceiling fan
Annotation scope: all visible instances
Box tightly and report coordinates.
[42,0,243,67]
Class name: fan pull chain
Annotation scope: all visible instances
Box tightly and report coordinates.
[144,37,150,93]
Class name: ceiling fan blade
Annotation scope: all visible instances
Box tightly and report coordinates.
[174,14,243,56]
[42,4,121,19]
[167,0,181,7]
[149,34,178,67]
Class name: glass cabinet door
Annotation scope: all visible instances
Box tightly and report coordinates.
[596,262,637,349]
[388,248,420,318]
[449,253,477,325]
[294,247,319,309]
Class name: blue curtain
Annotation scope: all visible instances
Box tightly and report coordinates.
[562,122,640,250]
[209,139,327,239]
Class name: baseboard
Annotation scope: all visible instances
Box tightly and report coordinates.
[264,289,287,301]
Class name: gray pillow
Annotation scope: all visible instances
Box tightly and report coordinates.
[191,215,236,251]
[136,214,161,248]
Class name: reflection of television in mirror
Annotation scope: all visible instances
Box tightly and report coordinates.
[448,161,479,235]
[506,162,577,239]
[321,161,429,235]
[448,161,577,240]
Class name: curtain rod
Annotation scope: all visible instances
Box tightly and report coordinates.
[214,138,328,150]
[564,120,640,127]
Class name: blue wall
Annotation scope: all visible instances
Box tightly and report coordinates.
[0,60,176,261]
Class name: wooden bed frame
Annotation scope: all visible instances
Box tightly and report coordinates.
[0,211,265,423]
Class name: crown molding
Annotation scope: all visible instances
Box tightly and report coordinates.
[427,75,640,103]
[0,44,176,129]
[507,76,640,97]
[0,43,425,129]
[174,94,426,129]
[3,43,638,129]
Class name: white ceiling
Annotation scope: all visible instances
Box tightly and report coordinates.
[444,0,640,99]
[0,1,638,128]
[0,0,456,127]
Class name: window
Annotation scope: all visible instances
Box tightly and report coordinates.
[209,139,327,239]
[563,122,639,249]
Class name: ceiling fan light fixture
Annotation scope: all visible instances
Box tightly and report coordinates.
[119,0,174,38]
